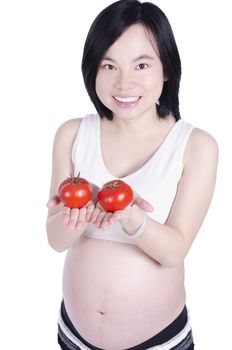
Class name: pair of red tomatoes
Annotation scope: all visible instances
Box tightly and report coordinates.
[58,173,133,212]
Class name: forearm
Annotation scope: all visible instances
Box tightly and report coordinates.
[121,207,186,267]
[46,211,85,252]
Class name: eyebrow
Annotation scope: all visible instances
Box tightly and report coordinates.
[101,54,155,63]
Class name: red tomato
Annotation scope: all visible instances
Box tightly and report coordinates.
[58,178,72,194]
[97,179,133,212]
[58,173,92,209]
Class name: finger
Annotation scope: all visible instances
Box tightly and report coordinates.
[67,208,80,230]
[96,201,104,210]
[100,212,113,230]
[46,194,61,208]
[138,199,154,212]
[109,210,124,222]
[62,206,71,226]
[75,207,87,230]
[86,202,95,221]
[133,191,153,212]
[108,213,119,225]
[95,211,107,228]
[90,207,101,224]
[110,208,131,225]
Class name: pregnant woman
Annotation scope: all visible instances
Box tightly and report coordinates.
[46,1,218,349]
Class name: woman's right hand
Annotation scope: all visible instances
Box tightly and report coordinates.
[46,183,99,231]
[61,203,95,230]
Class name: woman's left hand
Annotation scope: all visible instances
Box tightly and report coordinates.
[88,191,153,230]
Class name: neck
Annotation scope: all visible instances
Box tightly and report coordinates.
[111,111,162,136]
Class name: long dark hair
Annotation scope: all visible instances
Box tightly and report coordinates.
[81,0,181,121]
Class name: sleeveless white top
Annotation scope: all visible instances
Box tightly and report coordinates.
[72,114,194,245]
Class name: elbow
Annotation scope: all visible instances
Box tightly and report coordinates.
[159,249,186,268]
[47,238,66,253]
[161,232,188,268]
[161,255,185,268]
[46,233,65,253]
[46,222,67,253]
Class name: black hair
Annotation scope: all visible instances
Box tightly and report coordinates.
[81,0,181,121]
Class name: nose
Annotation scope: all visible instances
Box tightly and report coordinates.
[115,70,136,91]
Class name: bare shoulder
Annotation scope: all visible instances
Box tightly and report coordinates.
[48,118,83,207]
[54,117,83,144]
[51,117,83,182]
[190,127,218,148]
[184,127,219,165]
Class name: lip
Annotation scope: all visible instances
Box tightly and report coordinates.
[113,96,142,108]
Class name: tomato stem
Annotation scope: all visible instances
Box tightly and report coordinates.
[70,171,83,185]
[105,180,120,189]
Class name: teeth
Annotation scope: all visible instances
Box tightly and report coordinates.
[114,96,140,103]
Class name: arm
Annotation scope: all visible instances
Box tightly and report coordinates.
[46,118,90,252]
[121,128,219,267]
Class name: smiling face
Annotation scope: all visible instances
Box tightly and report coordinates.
[95,23,166,121]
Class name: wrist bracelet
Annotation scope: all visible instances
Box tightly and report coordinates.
[122,212,148,238]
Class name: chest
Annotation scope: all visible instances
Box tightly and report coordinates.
[100,132,166,179]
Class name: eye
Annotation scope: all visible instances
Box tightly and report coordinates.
[136,63,149,70]
[103,64,116,70]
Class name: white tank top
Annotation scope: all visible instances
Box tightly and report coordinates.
[72,114,194,245]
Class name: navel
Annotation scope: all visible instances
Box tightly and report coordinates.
[97,310,105,315]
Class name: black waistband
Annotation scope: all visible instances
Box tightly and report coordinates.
[60,300,188,350]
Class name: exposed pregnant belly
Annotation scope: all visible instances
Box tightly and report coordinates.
[62,236,186,350]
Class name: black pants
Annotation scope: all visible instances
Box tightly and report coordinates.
[58,300,194,350]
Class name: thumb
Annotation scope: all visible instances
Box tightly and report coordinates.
[46,194,61,208]
[133,192,154,212]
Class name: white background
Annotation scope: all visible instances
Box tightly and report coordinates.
[0,0,231,349]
